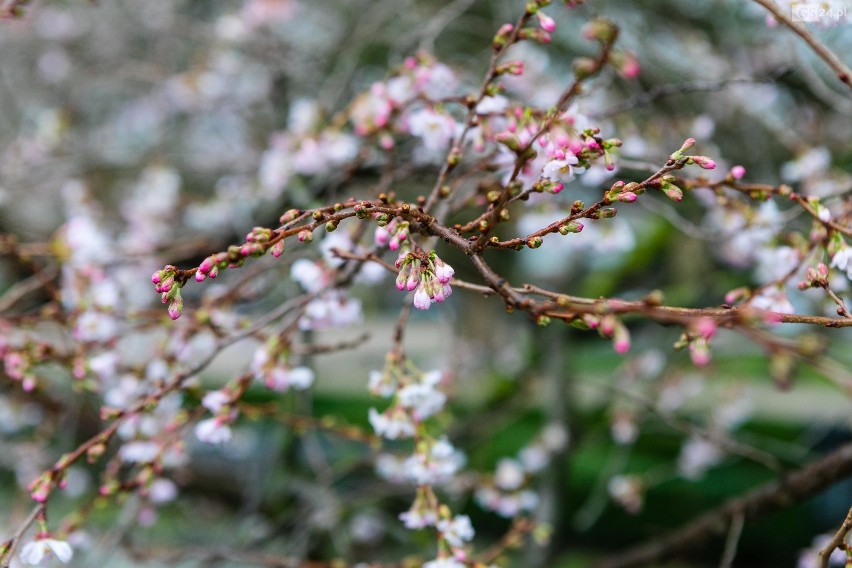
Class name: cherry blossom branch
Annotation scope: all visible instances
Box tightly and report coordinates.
[751,0,852,89]
[0,504,45,568]
[819,504,852,568]
[596,441,852,568]
[487,160,685,249]
[472,33,618,250]
[473,517,536,565]
[422,9,536,212]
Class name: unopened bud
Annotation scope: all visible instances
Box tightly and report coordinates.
[496,60,525,76]
[494,132,521,152]
[559,221,583,236]
[536,11,556,32]
[519,27,552,44]
[279,209,300,224]
[572,57,597,80]
[730,165,746,180]
[581,18,617,44]
[690,155,716,170]
[662,183,683,202]
[493,23,515,50]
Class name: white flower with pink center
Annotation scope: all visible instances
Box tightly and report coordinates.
[407,107,457,154]
[541,153,582,184]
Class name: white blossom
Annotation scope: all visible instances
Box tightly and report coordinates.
[436,514,474,548]
[494,458,525,491]
[20,538,73,565]
[369,408,415,439]
[397,383,446,420]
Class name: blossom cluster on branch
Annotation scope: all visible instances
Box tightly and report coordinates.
[1,0,851,567]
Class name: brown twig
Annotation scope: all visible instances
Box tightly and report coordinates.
[0,504,45,568]
[751,0,852,89]
[596,441,852,568]
[818,504,852,567]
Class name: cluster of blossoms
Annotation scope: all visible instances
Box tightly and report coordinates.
[368,365,447,438]
[395,251,455,311]
[251,336,315,393]
[476,423,568,518]
[368,360,473,565]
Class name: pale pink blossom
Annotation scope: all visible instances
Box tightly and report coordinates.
[369,407,415,439]
[437,515,475,548]
[195,418,233,445]
[202,390,230,413]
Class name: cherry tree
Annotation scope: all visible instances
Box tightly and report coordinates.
[0,1,851,567]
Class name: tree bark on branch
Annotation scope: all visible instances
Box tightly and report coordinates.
[596,442,852,568]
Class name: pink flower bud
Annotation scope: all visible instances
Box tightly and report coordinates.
[694,317,717,339]
[536,11,556,32]
[691,156,716,170]
[375,226,390,246]
[199,257,215,274]
[600,314,616,337]
[724,287,749,305]
[663,185,683,202]
[413,287,432,310]
[730,165,746,180]
[619,54,640,79]
[434,262,455,284]
[689,339,711,367]
[406,274,419,291]
[167,293,183,321]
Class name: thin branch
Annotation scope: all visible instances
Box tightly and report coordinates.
[595,441,852,568]
[0,265,58,314]
[415,0,479,53]
[751,0,852,90]
[719,510,745,568]
[819,504,852,568]
[0,504,45,568]
[593,71,792,118]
